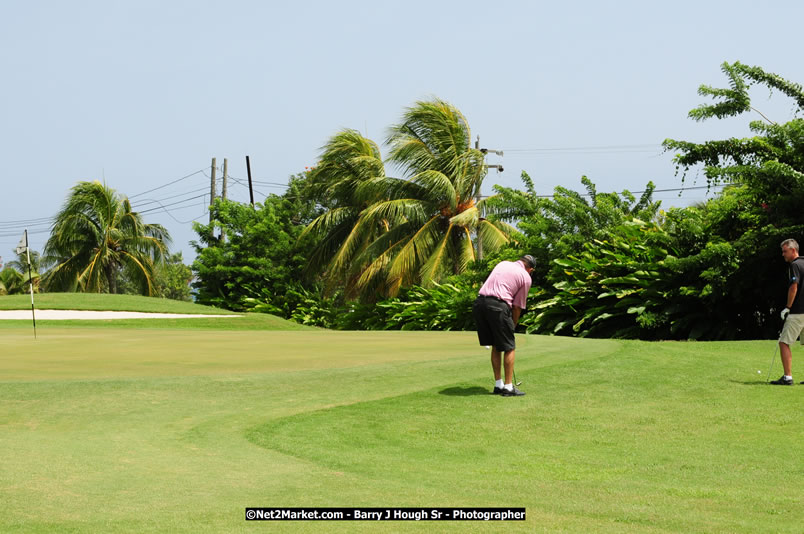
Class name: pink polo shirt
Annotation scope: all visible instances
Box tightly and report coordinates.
[478,260,532,309]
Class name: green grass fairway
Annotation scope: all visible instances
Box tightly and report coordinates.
[1,326,803,533]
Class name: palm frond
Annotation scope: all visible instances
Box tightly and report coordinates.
[360,198,429,227]
[410,170,457,208]
[456,226,476,273]
[419,223,455,285]
[386,99,473,179]
[386,215,444,289]
[449,205,479,228]
[77,248,106,293]
[478,219,517,252]
[349,235,409,300]
[118,250,156,296]
[327,214,379,276]
[309,129,385,205]
[299,206,358,240]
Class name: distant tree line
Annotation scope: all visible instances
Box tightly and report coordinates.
[189,62,804,340]
[10,61,802,339]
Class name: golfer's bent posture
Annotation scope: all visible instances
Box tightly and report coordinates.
[773,238,804,385]
[473,255,535,396]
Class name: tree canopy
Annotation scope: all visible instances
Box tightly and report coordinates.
[302,99,517,300]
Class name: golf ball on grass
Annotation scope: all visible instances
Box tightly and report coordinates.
[758,370,762,374]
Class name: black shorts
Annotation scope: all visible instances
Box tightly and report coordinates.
[473,296,516,352]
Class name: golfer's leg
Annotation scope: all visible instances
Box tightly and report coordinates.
[503,350,515,385]
[491,348,502,381]
[780,341,793,376]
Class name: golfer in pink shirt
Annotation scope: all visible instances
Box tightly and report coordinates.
[473,255,535,396]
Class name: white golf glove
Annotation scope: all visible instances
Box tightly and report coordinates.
[781,308,790,320]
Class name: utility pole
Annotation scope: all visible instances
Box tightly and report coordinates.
[209,157,217,225]
[246,155,255,207]
[220,158,228,243]
[475,136,483,261]
[475,136,504,261]
[222,158,228,201]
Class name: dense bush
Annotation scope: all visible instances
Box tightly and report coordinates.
[521,219,740,340]
[191,175,320,315]
[283,281,479,331]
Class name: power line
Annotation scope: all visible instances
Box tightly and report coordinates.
[0,216,54,227]
[128,168,207,199]
[0,228,51,238]
[502,143,662,154]
[0,161,734,252]
[229,176,270,199]
[138,193,208,214]
[131,185,210,209]
[228,173,289,189]
[0,168,216,246]
[479,183,727,199]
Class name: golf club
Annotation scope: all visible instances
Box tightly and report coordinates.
[766,342,778,383]
[513,369,522,387]
[767,317,786,383]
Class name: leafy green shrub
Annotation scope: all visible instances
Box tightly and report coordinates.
[522,219,740,340]
[376,282,477,331]
[332,281,478,331]
[288,287,340,328]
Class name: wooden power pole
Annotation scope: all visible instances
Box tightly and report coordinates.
[222,158,228,201]
[220,158,228,243]
[209,157,217,225]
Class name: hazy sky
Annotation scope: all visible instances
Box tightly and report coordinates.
[2,0,803,263]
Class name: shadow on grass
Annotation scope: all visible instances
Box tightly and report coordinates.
[438,386,492,397]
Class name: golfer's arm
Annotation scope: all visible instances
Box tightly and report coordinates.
[787,282,798,309]
[512,306,522,325]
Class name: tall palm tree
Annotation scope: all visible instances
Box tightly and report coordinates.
[43,181,171,295]
[305,99,517,299]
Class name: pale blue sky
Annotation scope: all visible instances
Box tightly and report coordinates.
[2,0,803,262]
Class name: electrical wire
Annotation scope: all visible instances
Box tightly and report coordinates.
[478,183,726,199]
[138,193,208,214]
[502,144,663,154]
[0,160,732,251]
[131,185,210,209]
[128,168,207,199]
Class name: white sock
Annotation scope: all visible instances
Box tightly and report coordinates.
[495,379,503,389]
[785,375,793,380]
[504,383,513,391]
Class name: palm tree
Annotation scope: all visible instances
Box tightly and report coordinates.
[0,267,27,295]
[6,249,42,274]
[300,129,387,293]
[43,181,171,295]
[304,99,517,299]
[4,249,41,293]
